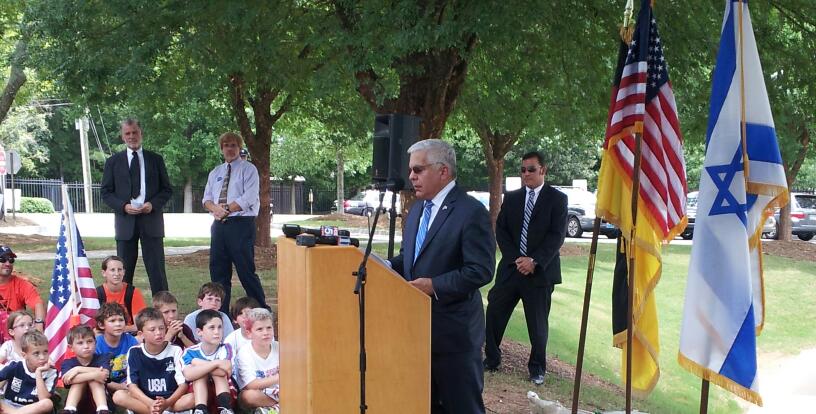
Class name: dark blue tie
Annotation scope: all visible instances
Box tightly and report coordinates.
[414,201,434,262]
[520,189,535,255]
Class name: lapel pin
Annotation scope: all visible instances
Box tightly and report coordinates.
[442,205,448,210]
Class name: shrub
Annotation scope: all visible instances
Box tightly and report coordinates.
[19,197,55,213]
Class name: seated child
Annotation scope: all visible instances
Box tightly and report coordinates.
[224,297,260,356]
[59,325,111,414]
[182,309,236,414]
[183,283,234,342]
[152,291,197,348]
[236,308,279,413]
[112,308,194,414]
[95,255,146,333]
[0,330,56,414]
[0,310,33,367]
[94,302,139,396]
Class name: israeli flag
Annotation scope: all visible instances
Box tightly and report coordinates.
[678,0,787,405]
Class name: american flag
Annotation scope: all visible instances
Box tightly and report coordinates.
[604,0,687,237]
[44,194,99,369]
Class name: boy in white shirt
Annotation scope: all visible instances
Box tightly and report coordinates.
[223,297,259,357]
[236,308,279,413]
[182,309,235,414]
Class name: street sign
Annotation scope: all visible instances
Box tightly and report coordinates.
[5,150,21,174]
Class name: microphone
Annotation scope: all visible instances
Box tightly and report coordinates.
[284,224,359,247]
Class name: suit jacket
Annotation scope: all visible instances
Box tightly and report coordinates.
[495,184,567,287]
[390,185,496,354]
[100,150,173,240]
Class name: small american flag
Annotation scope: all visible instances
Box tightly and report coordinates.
[44,193,99,369]
[604,0,687,236]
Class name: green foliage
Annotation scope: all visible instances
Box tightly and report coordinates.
[19,196,54,213]
[0,106,50,176]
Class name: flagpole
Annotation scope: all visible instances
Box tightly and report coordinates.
[700,378,710,414]
[625,132,644,414]
[737,0,749,179]
[61,185,81,321]
[570,217,602,414]
[571,3,635,411]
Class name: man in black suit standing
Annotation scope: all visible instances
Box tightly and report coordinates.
[484,151,567,385]
[101,119,172,294]
[390,139,495,414]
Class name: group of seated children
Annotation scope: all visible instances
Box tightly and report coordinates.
[0,255,280,414]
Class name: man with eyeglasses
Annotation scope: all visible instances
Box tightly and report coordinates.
[0,245,45,331]
[389,139,495,414]
[484,151,567,386]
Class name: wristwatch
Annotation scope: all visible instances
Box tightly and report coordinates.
[34,318,44,324]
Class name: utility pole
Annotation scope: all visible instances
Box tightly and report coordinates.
[75,114,93,213]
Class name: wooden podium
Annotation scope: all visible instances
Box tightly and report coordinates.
[277,237,431,413]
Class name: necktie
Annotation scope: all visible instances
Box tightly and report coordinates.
[414,200,434,262]
[218,163,231,205]
[520,189,535,256]
[129,151,141,199]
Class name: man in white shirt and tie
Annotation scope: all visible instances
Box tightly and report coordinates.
[484,151,568,386]
[203,132,267,313]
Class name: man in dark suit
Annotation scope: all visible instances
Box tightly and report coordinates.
[390,139,495,414]
[484,151,567,385]
[101,118,172,294]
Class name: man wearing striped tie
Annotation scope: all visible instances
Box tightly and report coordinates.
[203,132,267,313]
[484,151,567,386]
[389,139,495,414]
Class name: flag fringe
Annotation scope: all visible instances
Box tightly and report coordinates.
[677,352,763,406]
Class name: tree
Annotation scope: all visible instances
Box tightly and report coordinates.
[0,0,28,125]
[30,0,328,245]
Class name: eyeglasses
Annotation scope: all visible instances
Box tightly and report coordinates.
[0,258,14,264]
[409,163,441,174]
[520,166,540,173]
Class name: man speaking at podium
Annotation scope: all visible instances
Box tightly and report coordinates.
[389,139,495,414]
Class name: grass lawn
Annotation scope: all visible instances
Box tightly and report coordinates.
[10,237,211,252]
[492,242,815,413]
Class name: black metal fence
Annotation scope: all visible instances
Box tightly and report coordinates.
[3,177,345,215]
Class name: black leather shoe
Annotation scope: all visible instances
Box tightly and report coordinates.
[483,359,499,372]
[530,374,545,385]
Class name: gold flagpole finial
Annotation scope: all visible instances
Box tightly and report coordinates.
[621,0,635,44]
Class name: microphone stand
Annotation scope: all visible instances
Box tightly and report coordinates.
[387,189,399,259]
[353,190,386,414]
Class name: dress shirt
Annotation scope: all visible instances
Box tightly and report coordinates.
[426,180,457,228]
[203,159,259,217]
[126,148,146,205]
[525,183,545,209]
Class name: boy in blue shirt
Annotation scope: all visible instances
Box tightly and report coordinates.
[59,325,112,414]
[95,302,139,397]
[0,330,56,413]
[182,309,235,414]
[113,307,194,414]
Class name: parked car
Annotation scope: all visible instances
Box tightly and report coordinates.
[466,191,491,210]
[774,193,816,241]
[343,190,401,217]
[682,191,778,240]
[554,186,620,238]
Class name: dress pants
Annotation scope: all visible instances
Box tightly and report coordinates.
[485,275,554,377]
[430,349,485,414]
[209,216,267,313]
[118,216,168,294]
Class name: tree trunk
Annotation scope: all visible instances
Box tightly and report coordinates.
[336,148,345,215]
[778,123,812,241]
[228,73,290,247]
[290,182,297,215]
[475,125,519,230]
[0,39,28,125]
[183,174,193,213]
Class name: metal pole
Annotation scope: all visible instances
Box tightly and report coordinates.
[76,115,93,213]
[700,379,710,414]
[571,217,602,413]
[625,132,645,414]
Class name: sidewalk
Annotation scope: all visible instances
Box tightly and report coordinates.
[1,212,399,247]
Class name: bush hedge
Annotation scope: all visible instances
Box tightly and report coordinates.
[19,197,55,213]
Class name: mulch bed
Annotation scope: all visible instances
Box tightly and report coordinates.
[165,245,278,269]
[760,239,816,262]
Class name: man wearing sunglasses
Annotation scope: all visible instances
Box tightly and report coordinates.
[0,245,45,331]
[484,151,567,386]
[389,139,495,414]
